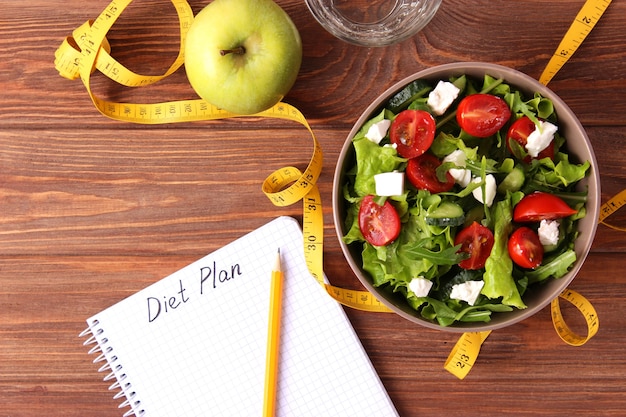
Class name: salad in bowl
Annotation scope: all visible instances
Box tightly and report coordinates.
[333,62,600,331]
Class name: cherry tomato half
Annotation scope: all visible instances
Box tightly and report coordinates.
[513,192,577,223]
[508,227,544,269]
[406,153,455,194]
[456,94,512,138]
[358,195,401,246]
[454,222,495,270]
[389,109,436,158]
[506,116,555,163]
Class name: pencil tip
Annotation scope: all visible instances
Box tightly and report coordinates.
[274,248,282,272]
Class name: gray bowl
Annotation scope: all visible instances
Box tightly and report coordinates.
[332,62,600,332]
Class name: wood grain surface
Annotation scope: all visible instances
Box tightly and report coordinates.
[1,0,625,416]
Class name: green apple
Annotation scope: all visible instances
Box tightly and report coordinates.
[184,0,302,115]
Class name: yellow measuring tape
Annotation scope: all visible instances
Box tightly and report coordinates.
[446,0,613,379]
[444,286,601,379]
[54,0,391,313]
[552,289,599,346]
[598,188,626,232]
[263,165,392,311]
[444,331,491,380]
[539,0,612,85]
[56,0,613,382]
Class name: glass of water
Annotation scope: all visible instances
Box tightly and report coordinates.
[305,0,442,47]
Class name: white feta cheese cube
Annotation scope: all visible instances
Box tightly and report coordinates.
[443,150,471,186]
[374,171,404,196]
[449,168,472,187]
[471,174,496,207]
[538,219,560,246]
[427,81,460,116]
[526,120,557,158]
[443,149,467,167]
[450,280,485,306]
[408,277,433,298]
[365,119,392,144]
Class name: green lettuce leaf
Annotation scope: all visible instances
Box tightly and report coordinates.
[538,152,590,187]
[482,194,527,309]
[352,136,406,197]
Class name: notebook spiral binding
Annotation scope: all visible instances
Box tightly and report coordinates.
[80,320,146,417]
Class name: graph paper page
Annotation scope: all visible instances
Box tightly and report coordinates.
[86,216,399,416]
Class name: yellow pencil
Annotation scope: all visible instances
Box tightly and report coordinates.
[263,248,283,417]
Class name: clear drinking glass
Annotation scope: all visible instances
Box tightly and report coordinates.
[305,0,442,47]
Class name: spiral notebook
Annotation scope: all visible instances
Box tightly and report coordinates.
[81,216,399,417]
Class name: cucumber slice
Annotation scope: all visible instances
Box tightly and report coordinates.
[387,80,432,113]
[425,201,465,227]
[463,205,485,228]
[498,165,525,193]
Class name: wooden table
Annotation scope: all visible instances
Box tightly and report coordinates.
[2,1,625,415]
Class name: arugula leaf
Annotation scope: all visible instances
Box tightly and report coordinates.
[420,298,460,326]
[526,249,577,284]
[404,241,465,265]
[456,303,514,322]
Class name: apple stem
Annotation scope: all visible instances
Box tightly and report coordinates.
[220,46,246,56]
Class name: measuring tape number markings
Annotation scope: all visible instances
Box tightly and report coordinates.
[539,0,613,85]
[598,188,626,232]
